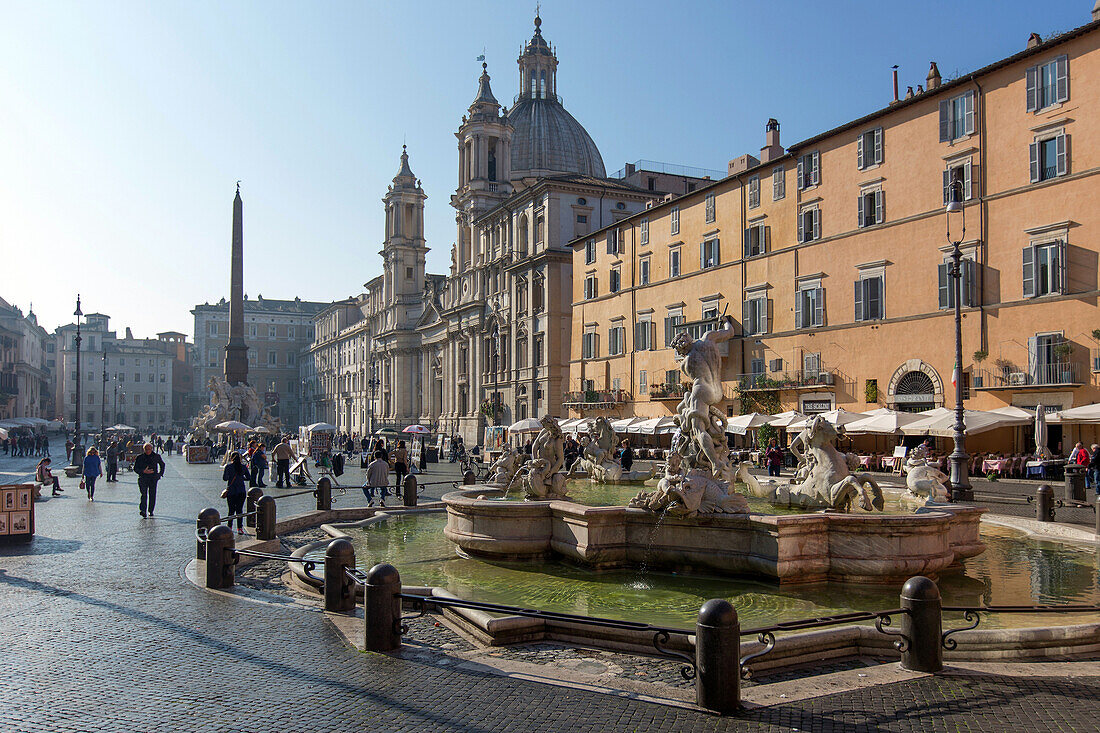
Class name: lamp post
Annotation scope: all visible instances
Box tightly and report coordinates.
[368,370,380,435]
[72,295,83,466]
[946,178,973,500]
[100,349,107,449]
[113,378,120,426]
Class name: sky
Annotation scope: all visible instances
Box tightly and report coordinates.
[0,0,1090,339]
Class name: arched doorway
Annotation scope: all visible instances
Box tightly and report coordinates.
[887,359,943,413]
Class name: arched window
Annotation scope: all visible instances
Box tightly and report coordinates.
[539,69,547,98]
[895,370,936,413]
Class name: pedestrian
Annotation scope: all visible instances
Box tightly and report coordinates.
[221,451,251,534]
[393,440,408,493]
[82,447,103,501]
[251,445,268,488]
[364,451,390,507]
[133,442,165,518]
[105,440,119,482]
[36,457,63,496]
[42,434,50,457]
[765,438,784,477]
[618,439,634,472]
[1090,443,1100,497]
[272,437,294,488]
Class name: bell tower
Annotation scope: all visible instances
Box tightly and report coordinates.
[517,12,557,101]
[381,146,428,308]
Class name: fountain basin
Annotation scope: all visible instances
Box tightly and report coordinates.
[443,487,985,584]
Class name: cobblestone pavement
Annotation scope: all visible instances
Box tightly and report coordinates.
[1,455,1098,732]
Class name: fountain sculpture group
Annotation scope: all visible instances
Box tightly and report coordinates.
[189,375,283,440]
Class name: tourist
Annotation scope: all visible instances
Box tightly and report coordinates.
[221,452,251,534]
[133,443,165,518]
[250,445,268,488]
[372,438,389,462]
[272,437,294,488]
[82,447,103,501]
[522,439,533,457]
[36,457,63,496]
[41,434,50,457]
[619,440,634,472]
[365,451,389,507]
[765,439,784,478]
[65,438,73,462]
[1090,444,1100,496]
[393,440,408,492]
[105,441,119,482]
[164,437,174,455]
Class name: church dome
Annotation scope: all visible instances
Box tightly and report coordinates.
[507,98,606,178]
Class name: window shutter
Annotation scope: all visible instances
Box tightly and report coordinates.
[742,301,752,335]
[1022,246,1036,298]
[766,298,773,334]
[811,151,820,185]
[743,228,751,258]
[1055,54,1069,103]
[1027,336,1039,382]
[814,288,825,327]
[797,156,804,188]
[964,92,976,135]
[875,190,884,224]
[874,128,883,164]
[938,262,950,309]
[700,242,706,269]
[1055,239,1067,294]
[1056,134,1068,176]
[963,259,977,307]
[650,322,657,350]
[963,161,973,200]
[664,316,673,346]
[869,278,882,319]
[942,169,951,205]
[1026,65,1038,112]
[854,280,863,322]
[939,100,951,142]
[794,290,803,329]
[634,322,643,351]
[857,194,865,228]
[1029,141,1040,183]
[797,211,805,243]
[856,134,864,169]
[812,209,820,240]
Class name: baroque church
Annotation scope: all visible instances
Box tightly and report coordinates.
[304,14,658,443]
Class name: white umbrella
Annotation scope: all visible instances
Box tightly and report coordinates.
[627,417,661,435]
[1048,403,1100,424]
[610,417,642,433]
[787,408,865,431]
[1034,404,1049,458]
[767,411,805,429]
[306,422,337,432]
[0,427,7,439]
[988,406,1035,420]
[844,410,926,435]
[901,409,1029,437]
[402,424,431,435]
[653,416,679,435]
[215,420,252,432]
[251,425,272,434]
[508,417,543,434]
[726,412,774,435]
[107,424,137,432]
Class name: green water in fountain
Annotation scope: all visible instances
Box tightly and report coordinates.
[335,512,1100,630]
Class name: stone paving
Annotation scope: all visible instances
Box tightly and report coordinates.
[0,453,1097,731]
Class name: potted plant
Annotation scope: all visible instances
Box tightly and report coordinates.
[972,350,987,387]
[1053,343,1073,382]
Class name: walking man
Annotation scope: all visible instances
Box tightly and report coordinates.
[133,442,165,518]
[105,440,119,482]
[272,437,294,488]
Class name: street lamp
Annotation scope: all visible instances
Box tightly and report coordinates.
[946,177,973,500]
[100,349,107,449]
[72,295,83,466]
[367,368,380,435]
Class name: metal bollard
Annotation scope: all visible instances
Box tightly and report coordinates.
[204,524,236,590]
[695,599,741,714]
[1036,484,1055,522]
[255,495,277,541]
[899,575,943,673]
[403,474,418,507]
[463,470,476,485]
[324,538,357,613]
[196,507,220,560]
[364,563,402,652]
[246,487,264,528]
[317,477,332,511]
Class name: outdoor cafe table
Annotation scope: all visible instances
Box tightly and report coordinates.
[858,455,878,470]
[879,456,898,470]
[982,458,1012,474]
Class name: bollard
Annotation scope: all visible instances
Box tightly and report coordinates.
[695,598,741,714]
[246,487,264,528]
[1036,484,1055,522]
[1095,495,1100,542]
[317,477,332,511]
[255,495,277,541]
[204,524,236,590]
[324,538,357,613]
[463,470,476,485]
[196,507,221,560]
[364,563,402,652]
[403,474,418,507]
[899,576,943,673]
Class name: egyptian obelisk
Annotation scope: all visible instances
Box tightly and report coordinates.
[224,183,249,386]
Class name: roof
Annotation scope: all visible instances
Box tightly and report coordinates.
[472,173,652,226]
[507,96,606,179]
[192,297,331,315]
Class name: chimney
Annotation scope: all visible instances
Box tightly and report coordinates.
[917,84,924,94]
[727,153,760,176]
[891,65,899,103]
[905,86,914,100]
[1094,1,1099,21]
[1027,32,1042,48]
[759,118,783,163]
[125,327,133,339]
[624,162,636,177]
[926,62,941,90]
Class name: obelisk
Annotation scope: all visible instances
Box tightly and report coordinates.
[224,183,249,386]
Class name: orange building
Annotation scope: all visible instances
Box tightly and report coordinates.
[567,12,1100,453]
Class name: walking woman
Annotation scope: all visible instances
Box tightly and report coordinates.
[393,440,408,494]
[82,447,104,501]
[221,451,251,534]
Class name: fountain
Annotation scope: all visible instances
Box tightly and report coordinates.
[569,416,656,484]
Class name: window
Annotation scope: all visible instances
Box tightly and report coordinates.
[938,91,976,142]
[772,166,785,200]
[207,349,217,367]
[942,160,975,204]
[1022,240,1066,298]
[608,325,625,356]
[583,274,598,300]
[1026,55,1069,112]
[533,336,543,366]
[581,331,599,359]
[857,128,884,169]
[858,189,884,228]
[701,301,719,320]
[647,177,656,191]
[610,267,621,294]
[248,350,257,366]
[406,267,414,280]
[804,352,821,375]
[612,377,621,391]
[287,351,296,366]
[797,207,820,243]
[634,320,656,351]
[1030,132,1068,182]
[705,193,715,223]
[639,257,650,285]
[134,373,140,382]
[640,218,649,246]
[854,275,884,321]
[606,229,619,254]
[160,394,167,405]
[937,257,977,309]
[118,373,125,383]
[268,351,278,366]
[669,248,681,278]
[671,206,680,235]
[269,326,277,339]
[119,358,124,366]
[742,297,768,336]
[584,239,596,265]
[797,151,820,189]
[747,176,760,209]
[751,358,765,377]
[744,223,767,258]
[639,370,648,394]
[700,238,720,269]
[148,394,155,405]
[576,214,587,224]
[663,313,685,346]
[288,326,295,340]
[160,373,166,383]
[795,285,825,328]
[249,324,258,338]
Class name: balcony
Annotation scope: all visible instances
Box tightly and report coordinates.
[974,362,1083,390]
[649,383,688,401]
[563,389,632,409]
[733,370,837,392]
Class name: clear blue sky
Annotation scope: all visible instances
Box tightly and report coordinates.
[0,0,1088,338]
